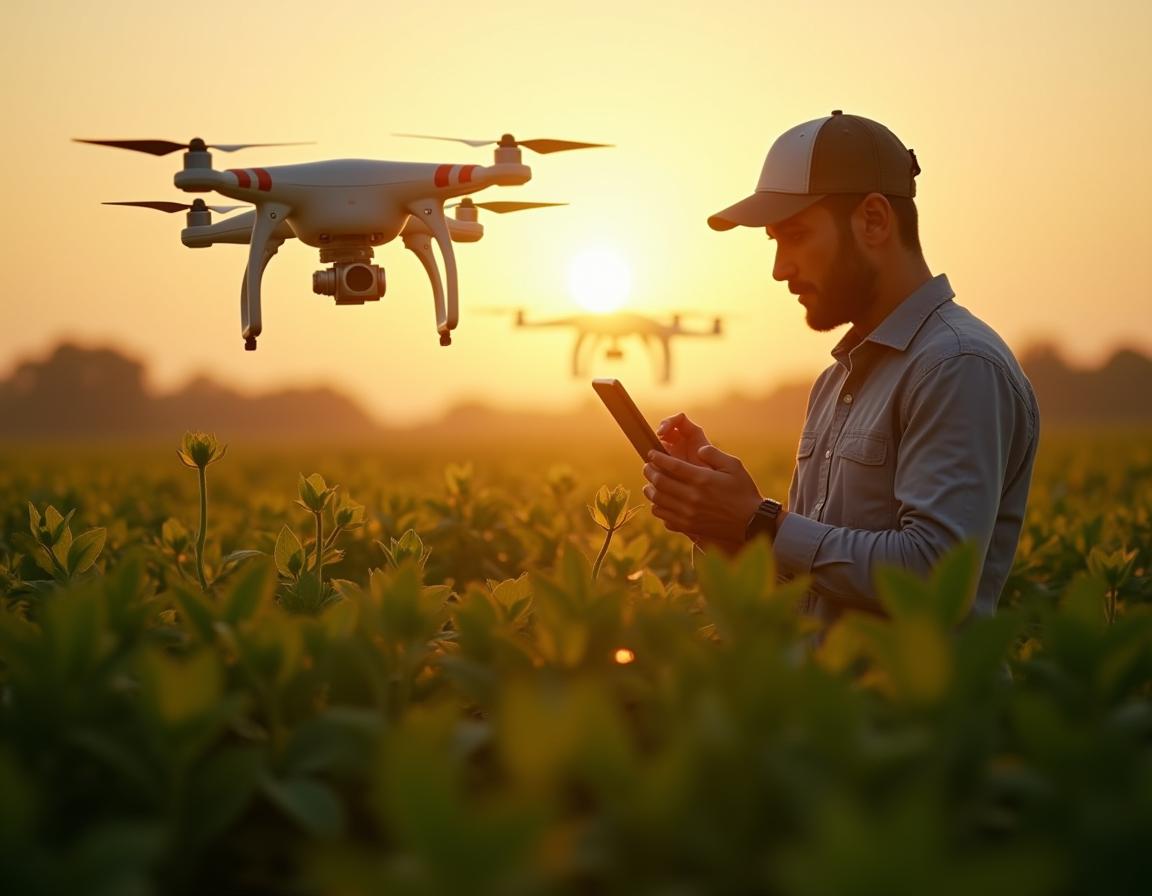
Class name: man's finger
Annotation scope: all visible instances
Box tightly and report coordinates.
[658,412,704,438]
[647,450,711,484]
[643,464,702,503]
[649,504,692,534]
[644,485,695,519]
[698,443,743,473]
[657,412,686,435]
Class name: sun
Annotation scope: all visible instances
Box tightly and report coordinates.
[567,247,632,313]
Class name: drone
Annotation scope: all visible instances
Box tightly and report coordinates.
[481,308,725,384]
[76,133,609,350]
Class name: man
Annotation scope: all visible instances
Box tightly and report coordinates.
[642,110,1039,620]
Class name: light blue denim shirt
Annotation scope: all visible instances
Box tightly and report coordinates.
[773,274,1039,620]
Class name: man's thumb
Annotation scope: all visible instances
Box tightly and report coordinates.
[698,444,739,471]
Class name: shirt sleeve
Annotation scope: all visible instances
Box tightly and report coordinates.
[772,352,1028,607]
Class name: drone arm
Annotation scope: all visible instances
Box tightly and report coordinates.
[406,199,458,341]
[243,202,292,345]
[519,316,578,329]
[183,210,294,248]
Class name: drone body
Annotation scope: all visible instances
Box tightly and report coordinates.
[501,309,724,384]
[79,135,603,350]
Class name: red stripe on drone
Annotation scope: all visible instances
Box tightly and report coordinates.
[254,168,272,191]
[459,165,477,184]
[434,164,452,187]
[229,168,252,188]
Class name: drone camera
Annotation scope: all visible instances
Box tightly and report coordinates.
[313,262,386,305]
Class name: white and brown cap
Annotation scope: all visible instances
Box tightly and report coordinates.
[708,110,921,231]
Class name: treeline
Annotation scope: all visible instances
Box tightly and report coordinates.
[0,340,1149,440]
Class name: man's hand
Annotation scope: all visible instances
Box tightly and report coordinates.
[642,443,764,544]
[656,412,712,465]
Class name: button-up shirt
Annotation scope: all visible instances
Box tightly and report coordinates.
[772,274,1039,620]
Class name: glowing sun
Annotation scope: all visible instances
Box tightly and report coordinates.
[567,247,632,313]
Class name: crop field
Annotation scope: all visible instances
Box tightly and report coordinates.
[1,427,1150,895]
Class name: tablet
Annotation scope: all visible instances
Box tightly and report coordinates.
[592,378,667,460]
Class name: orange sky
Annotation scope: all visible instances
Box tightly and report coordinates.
[2,0,1150,424]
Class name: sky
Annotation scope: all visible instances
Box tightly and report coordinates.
[2,0,1150,425]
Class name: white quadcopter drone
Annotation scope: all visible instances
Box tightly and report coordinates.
[76,134,609,350]
[481,309,725,384]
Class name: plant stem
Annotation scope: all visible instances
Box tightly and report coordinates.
[592,527,614,581]
[195,467,209,592]
[314,510,324,583]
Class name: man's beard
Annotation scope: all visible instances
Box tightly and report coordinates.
[801,232,877,332]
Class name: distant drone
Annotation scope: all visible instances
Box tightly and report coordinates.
[483,309,724,384]
[76,133,609,350]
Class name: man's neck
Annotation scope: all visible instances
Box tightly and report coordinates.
[854,256,934,337]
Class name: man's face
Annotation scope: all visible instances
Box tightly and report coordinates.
[765,201,877,332]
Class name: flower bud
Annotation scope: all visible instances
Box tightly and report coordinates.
[178,432,227,470]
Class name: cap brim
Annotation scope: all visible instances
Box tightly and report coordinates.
[707,191,825,231]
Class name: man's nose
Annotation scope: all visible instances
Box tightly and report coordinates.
[772,247,795,283]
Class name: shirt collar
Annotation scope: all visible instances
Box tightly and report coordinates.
[831,274,955,367]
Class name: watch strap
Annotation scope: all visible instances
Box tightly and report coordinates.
[744,498,782,542]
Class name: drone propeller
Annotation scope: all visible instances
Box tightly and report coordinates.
[394,132,611,154]
[103,200,247,214]
[448,199,567,214]
[74,138,312,157]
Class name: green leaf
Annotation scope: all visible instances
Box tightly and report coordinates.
[66,527,106,577]
[929,540,981,626]
[261,775,345,838]
[1060,571,1108,632]
[26,501,41,536]
[176,587,218,643]
[185,747,264,847]
[44,505,65,539]
[274,525,305,578]
[221,549,264,567]
[224,558,274,623]
[51,527,74,573]
[489,573,532,610]
[139,649,222,724]
[873,564,933,619]
[280,708,383,777]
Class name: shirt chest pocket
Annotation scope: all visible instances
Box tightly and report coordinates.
[837,430,887,466]
[788,432,818,510]
[833,429,895,529]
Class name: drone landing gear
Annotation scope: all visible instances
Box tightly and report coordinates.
[404,199,459,347]
[241,204,291,352]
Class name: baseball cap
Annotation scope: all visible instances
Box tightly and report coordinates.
[708,110,921,231]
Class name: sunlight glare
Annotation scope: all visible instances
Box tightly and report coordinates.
[568,247,632,313]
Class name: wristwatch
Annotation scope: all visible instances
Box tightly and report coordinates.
[744,498,783,542]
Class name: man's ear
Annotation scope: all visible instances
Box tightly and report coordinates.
[856,193,894,247]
